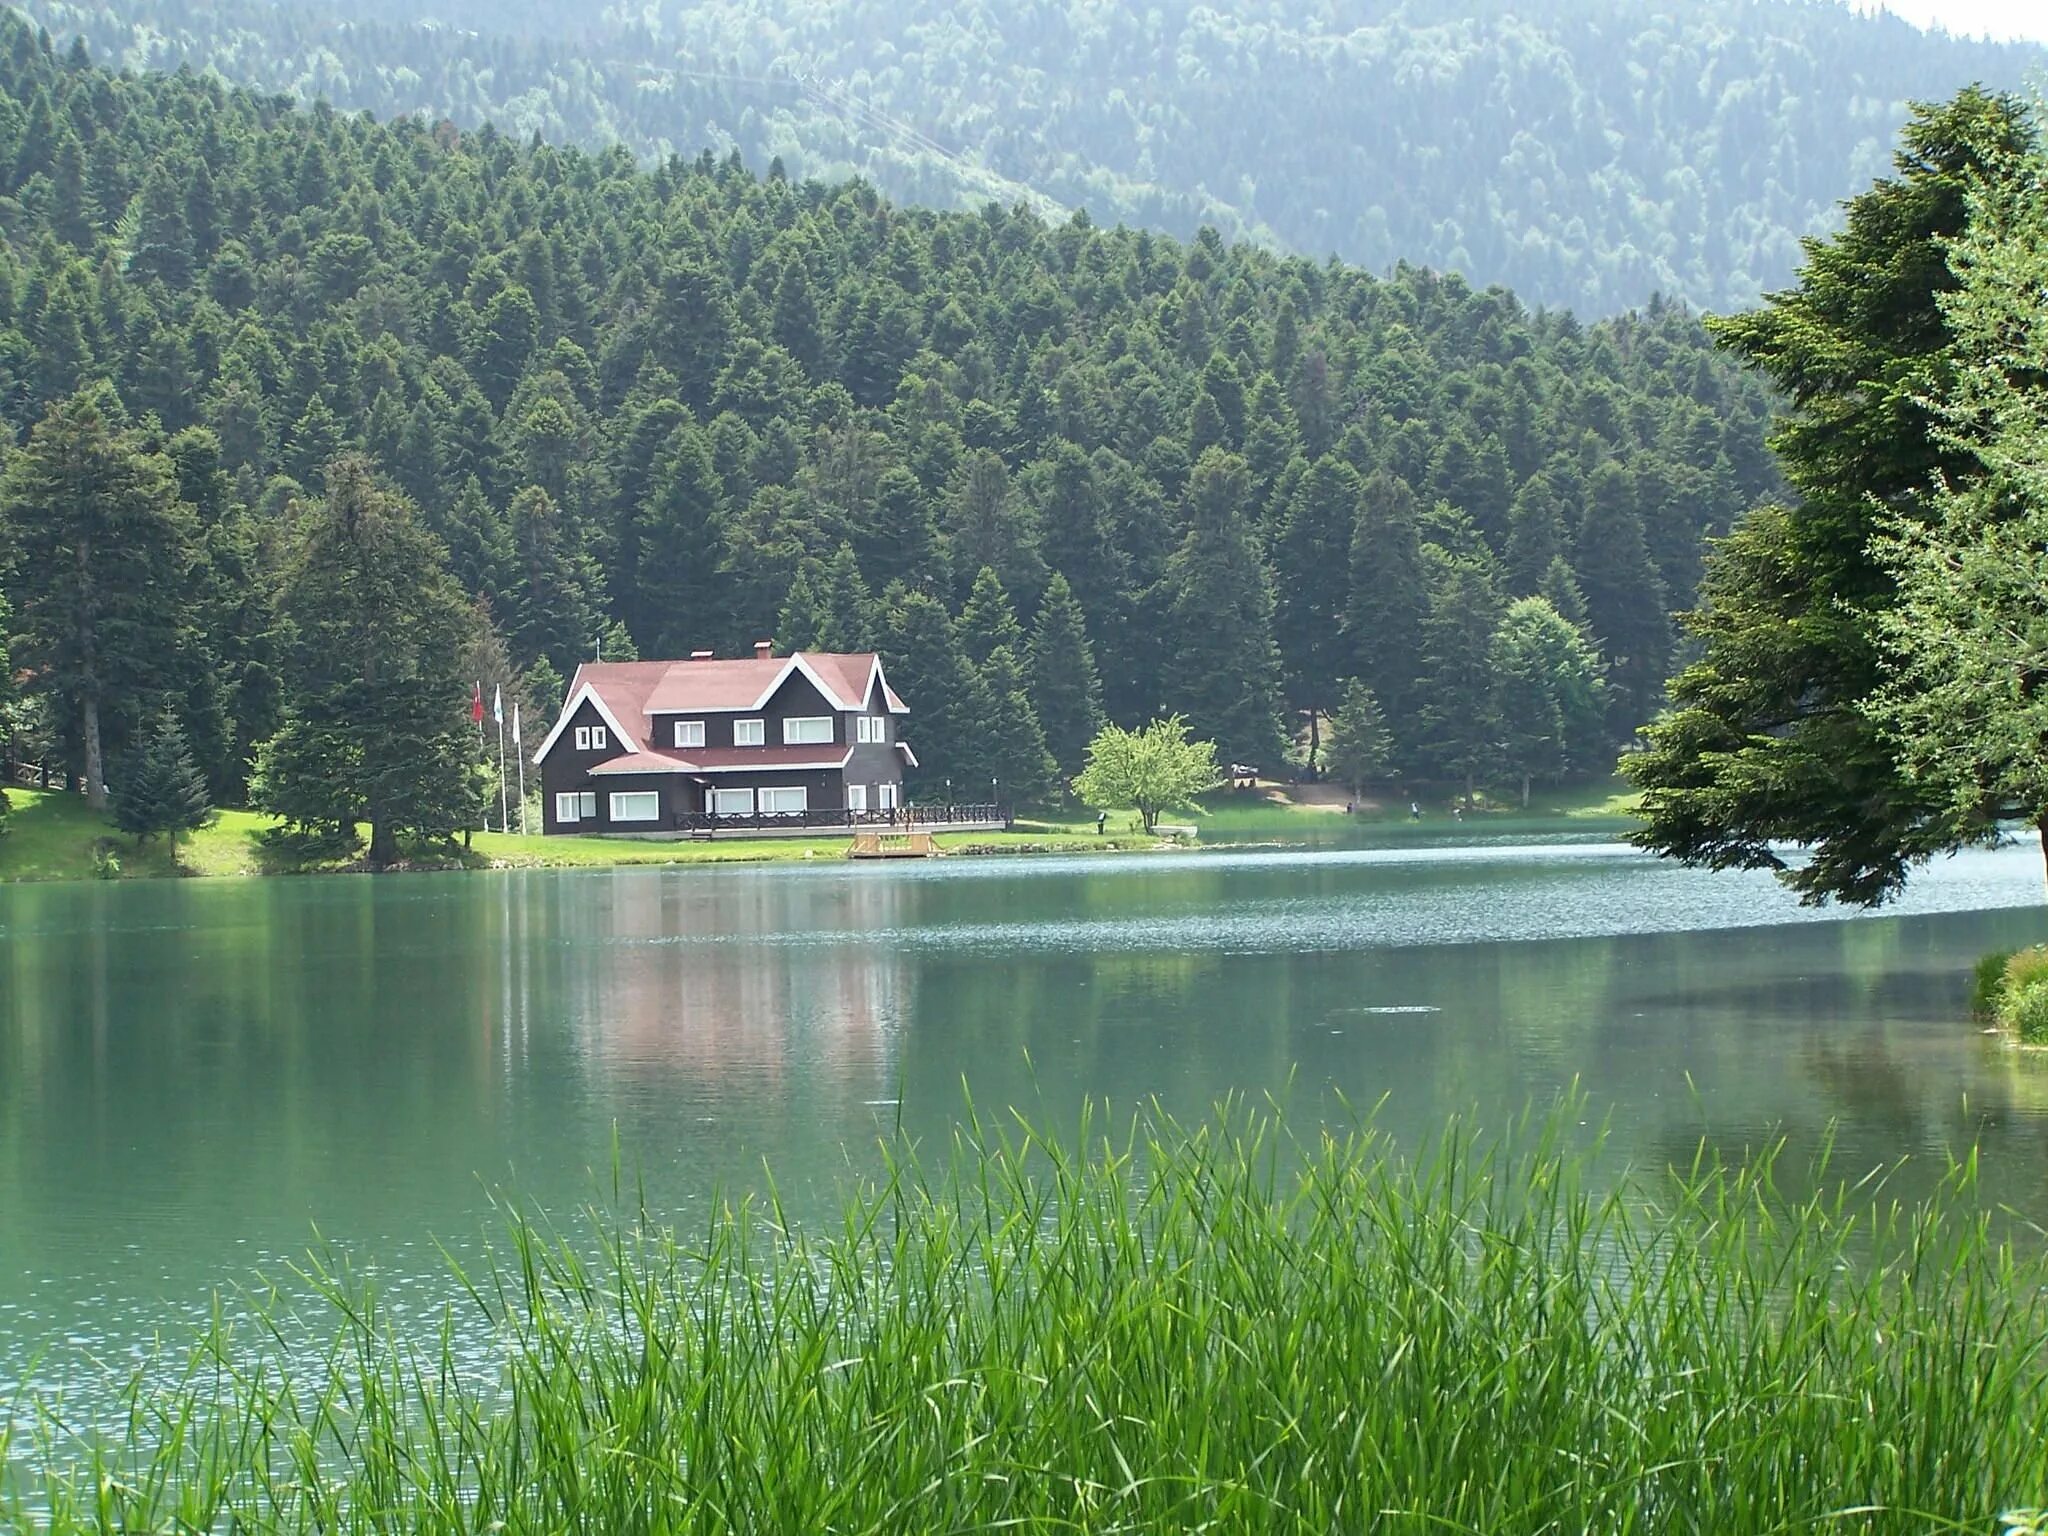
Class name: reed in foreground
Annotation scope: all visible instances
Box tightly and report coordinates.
[6,1104,2048,1533]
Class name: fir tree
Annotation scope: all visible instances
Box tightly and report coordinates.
[112,714,214,848]
[959,566,1025,667]
[2,384,195,808]
[1161,449,1286,768]
[1274,454,1361,764]
[1324,680,1393,798]
[977,645,1058,807]
[1028,571,1104,777]
[253,455,479,867]
[876,586,995,795]
[1417,552,1505,804]
[1345,470,1429,768]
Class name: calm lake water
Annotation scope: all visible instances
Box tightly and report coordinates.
[5,834,2048,1409]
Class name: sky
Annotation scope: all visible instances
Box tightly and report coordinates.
[1849,0,2048,45]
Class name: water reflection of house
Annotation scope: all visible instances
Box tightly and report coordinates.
[562,870,913,1097]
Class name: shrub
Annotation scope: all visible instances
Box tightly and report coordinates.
[2008,979,2048,1045]
[1973,949,2016,1017]
[2005,946,2048,998]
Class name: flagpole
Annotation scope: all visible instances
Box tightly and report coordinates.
[494,685,509,835]
[514,704,528,836]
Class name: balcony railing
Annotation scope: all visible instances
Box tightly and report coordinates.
[669,803,1008,835]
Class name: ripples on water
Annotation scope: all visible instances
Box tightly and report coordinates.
[4,835,2048,1420]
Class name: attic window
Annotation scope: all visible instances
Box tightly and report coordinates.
[784,716,833,745]
[674,720,705,749]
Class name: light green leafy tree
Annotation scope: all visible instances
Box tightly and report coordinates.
[1490,597,1608,807]
[1869,132,2048,884]
[1072,715,1220,833]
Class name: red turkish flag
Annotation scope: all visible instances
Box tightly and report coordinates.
[470,681,485,725]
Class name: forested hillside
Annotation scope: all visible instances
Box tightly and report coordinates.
[15,0,2042,315]
[0,16,1778,823]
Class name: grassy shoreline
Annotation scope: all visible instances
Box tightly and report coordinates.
[0,779,1641,884]
[5,1104,2041,1532]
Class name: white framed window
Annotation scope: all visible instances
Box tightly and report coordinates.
[734,719,765,747]
[591,726,607,751]
[555,791,596,823]
[673,719,705,749]
[711,788,755,815]
[574,725,590,751]
[878,783,900,810]
[609,791,659,823]
[855,714,889,744]
[759,786,808,814]
[847,783,868,811]
[783,716,833,745]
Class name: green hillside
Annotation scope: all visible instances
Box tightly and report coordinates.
[17,0,2044,314]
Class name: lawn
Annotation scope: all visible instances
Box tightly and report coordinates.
[0,787,1161,883]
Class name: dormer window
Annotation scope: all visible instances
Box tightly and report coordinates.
[734,719,765,747]
[673,720,705,749]
[784,716,833,745]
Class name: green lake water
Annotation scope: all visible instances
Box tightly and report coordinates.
[5,834,2048,1409]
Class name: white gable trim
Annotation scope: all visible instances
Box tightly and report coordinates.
[532,681,639,765]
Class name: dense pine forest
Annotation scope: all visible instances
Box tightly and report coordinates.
[0,13,1780,846]
[16,0,2043,315]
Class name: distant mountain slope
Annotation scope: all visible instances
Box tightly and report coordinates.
[15,0,2041,313]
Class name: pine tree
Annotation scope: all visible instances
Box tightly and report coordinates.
[1028,572,1104,777]
[1161,449,1286,768]
[505,485,602,674]
[1417,552,1505,804]
[2,384,195,808]
[1273,454,1360,764]
[1324,680,1393,798]
[112,714,214,848]
[959,566,1025,666]
[1345,470,1429,768]
[816,545,876,652]
[977,644,1058,806]
[1574,461,1669,743]
[253,456,479,867]
[876,586,995,795]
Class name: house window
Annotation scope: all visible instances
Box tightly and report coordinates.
[609,791,659,823]
[711,788,755,815]
[847,783,868,812]
[574,726,589,750]
[759,786,808,815]
[734,719,765,747]
[576,725,608,752]
[878,783,900,811]
[555,791,596,824]
[784,716,833,745]
[591,726,607,751]
[855,714,889,744]
[673,720,705,749]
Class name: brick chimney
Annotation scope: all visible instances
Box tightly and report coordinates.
[754,640,774,660]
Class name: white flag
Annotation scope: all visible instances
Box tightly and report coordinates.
[511,702,521,745]
[493,684,503,725]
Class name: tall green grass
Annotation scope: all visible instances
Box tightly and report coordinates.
[6,1103,2047,1533]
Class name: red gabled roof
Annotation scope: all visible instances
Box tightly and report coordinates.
[533,650,908,765]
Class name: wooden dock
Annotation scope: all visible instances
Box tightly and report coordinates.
[847,830,939,859]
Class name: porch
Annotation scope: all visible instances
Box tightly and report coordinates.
[603,804,1010,840]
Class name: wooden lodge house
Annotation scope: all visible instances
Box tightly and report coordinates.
[533,644,999,837]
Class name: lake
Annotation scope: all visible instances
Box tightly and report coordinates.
[5,834,2048,1412]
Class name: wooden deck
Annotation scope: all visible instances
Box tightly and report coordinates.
[847,830,939,859]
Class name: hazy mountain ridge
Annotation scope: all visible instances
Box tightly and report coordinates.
[15,0,2041,315]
